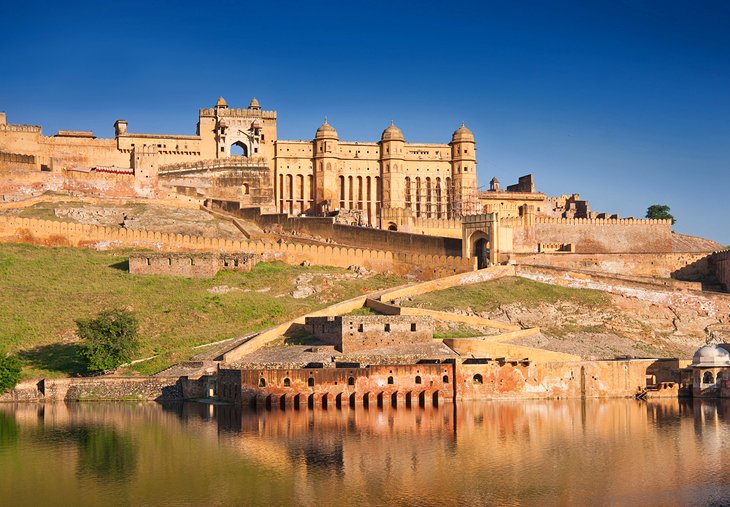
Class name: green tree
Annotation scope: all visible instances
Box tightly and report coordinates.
[646,204,676,225]
[76,309,140,372]
[0,355,22,393]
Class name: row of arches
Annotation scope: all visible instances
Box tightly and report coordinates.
[261,375,448,388]
[337,175,381,226]
[246,390,445,410]
[278,173,315,215]
[404,176,454,219]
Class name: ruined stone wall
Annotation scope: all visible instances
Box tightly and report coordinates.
[305,315,433,352]
[709,250,730,292]
[128,252,260,278]
[0,215,473,280]
[39,377,184,402]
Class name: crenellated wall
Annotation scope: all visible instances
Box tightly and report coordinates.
[708,250,730,292]
[0,215,473,280]
[211,200,464,257]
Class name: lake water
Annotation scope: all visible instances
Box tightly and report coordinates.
[0,399,728,506]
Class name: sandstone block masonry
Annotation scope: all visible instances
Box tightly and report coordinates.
[305,315,433,353]
[129,252,260,278]
[216,357,683,407]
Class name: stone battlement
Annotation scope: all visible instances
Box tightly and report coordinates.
[199,107,277,119]
[0,123,41,133]
[159,156,269,174]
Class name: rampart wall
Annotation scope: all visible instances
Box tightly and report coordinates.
[502,216,674,254]
[0,215,474,280]
[210,201,463,258]
[510,252,713,279]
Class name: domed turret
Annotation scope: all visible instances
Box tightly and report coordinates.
[215,96,228,108]
[692,344,730,367]
[381,121,404,142]
[248,97,261,110]
[451,122,474,143]
[315,119,338,140]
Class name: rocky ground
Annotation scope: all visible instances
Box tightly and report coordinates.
[470,295,728,359]
[399,277,730,360]
[1,200,252,239]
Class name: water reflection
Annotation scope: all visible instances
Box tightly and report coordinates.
[0,399,727,506]
[74,427,137,480]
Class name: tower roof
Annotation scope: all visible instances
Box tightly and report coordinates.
[248,97,261,110]
[215,96,228,108]
[452,122,474,143]
[381,121,404,142]
[315,119,338,140]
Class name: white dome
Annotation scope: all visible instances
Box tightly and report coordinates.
[691,344,730,367]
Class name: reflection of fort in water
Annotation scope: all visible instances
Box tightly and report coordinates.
[1,400,729,505]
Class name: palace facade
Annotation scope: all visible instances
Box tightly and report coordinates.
[0,97,477,226]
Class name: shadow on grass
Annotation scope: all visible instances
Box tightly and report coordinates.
[109,260,129,272]
[18,343,87,376]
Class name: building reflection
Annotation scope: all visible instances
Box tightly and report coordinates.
[0,399,728,506]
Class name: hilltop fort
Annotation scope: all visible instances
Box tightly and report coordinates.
[1,97,728,404]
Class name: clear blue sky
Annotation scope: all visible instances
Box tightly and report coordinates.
[1,0,728,243]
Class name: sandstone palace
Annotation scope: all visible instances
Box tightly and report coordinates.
[0,97,477,227]
[0,97,728,282]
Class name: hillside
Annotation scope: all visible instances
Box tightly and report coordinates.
[0,243,405,378]
[400,277,720,359]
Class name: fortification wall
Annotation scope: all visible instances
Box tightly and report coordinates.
[501,217,673,254]
[0,215,473,280]
[510,252,713,279]
[211,201,463,258]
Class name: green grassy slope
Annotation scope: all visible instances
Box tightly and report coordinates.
[0,243,404,377]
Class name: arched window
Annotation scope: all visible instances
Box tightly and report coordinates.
[415,375,422,384]
[230,142,247,157]
[258,378,266,387]
[443,375,449,384]
[405,176,411,208]
[702,371,714,384]
[348,377,355,386]
[308,377,315,387]
[243,183,250,195]
[387,376,394,385]
[283,377,291,387]
[339,175,345,209]
[473,374,483,385]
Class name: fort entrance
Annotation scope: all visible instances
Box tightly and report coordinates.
[462,214,499,268]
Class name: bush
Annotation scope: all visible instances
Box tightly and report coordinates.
[76,309,140,372]
[0,355,22,393]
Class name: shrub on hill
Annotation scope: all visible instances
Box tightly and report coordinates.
[0,355,22,393]
[76,309,140,372]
